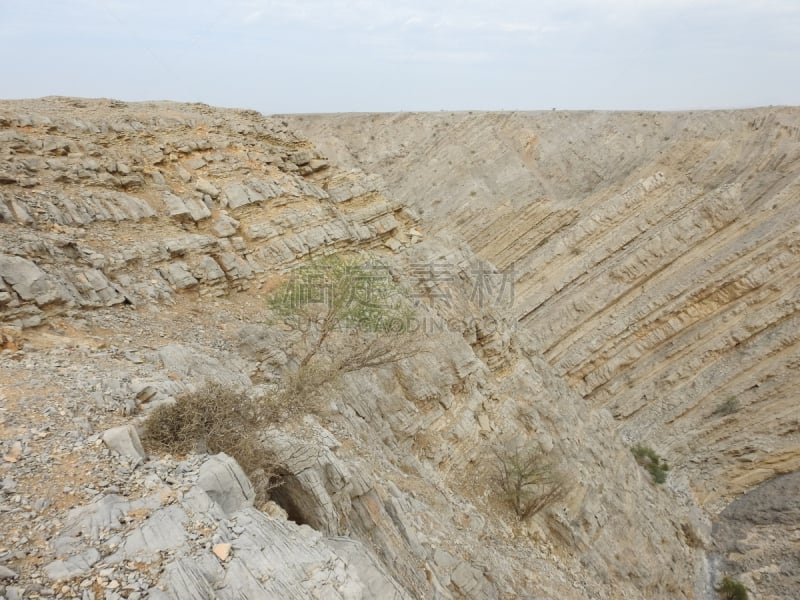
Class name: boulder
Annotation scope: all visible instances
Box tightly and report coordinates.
[0,565,18,580]
[0,254,70,306]
[195,177,220,198]
[102,425,147,463]
[44,548,101,581]
[196,453,255,515]
[212,213,240,237]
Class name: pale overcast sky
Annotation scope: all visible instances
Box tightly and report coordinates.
[1,0,798,113]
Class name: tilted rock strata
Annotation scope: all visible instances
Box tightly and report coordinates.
[0,99,710,598]
[46,452,410,599]
[0,97,415,328]
[287,109,800,509]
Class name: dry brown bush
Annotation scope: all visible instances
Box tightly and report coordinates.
[275,333,424,420]
[141,382,281,502]
[492,443,570,520]
[335,331,423,373]
[142,254,425,504]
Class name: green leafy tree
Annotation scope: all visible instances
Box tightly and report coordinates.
[269,252,420,372]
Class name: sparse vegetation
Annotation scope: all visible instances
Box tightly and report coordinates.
[717,576,749,600]
[143,253,423,500]
[712,396,740,417]
[492,443,570,520]
[141,382,280,501]
[269,252,422,375]
[631,444,670,484]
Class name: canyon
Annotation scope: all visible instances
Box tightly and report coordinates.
[0,98,798,599]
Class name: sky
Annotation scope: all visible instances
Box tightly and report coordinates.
[1,0,799,113]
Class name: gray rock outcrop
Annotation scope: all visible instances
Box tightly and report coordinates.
[0,97,416,328]
[102,425,147,463]
[44,454,411,599]
[5,98,799,599]
[289,109,800,510]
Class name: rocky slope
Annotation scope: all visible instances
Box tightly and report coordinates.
[287,109,800,512]
[0,97,793,599]
[712,471,800,599]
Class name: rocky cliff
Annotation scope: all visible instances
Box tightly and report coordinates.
[0,98,795,599]
[287,109,800,510]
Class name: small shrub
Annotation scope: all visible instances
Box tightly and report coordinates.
[717,576,748,600]
[269,253,412,336]
[492,443,569,520]
[712,397,740,417]
[268,252,422,373]
[631,445,669,484]
[277,361,335,418]
[141,382,280,501]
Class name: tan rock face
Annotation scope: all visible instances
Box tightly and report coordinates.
[0,97,414,328]
[4,98,795,598]
[286,109,800,511]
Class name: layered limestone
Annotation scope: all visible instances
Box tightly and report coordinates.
[5,98,798,598]
[287,109,800,512]
[0,98,415,329]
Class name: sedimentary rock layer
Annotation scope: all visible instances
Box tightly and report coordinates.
[0,98,415,328]
[287,109,800,508]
